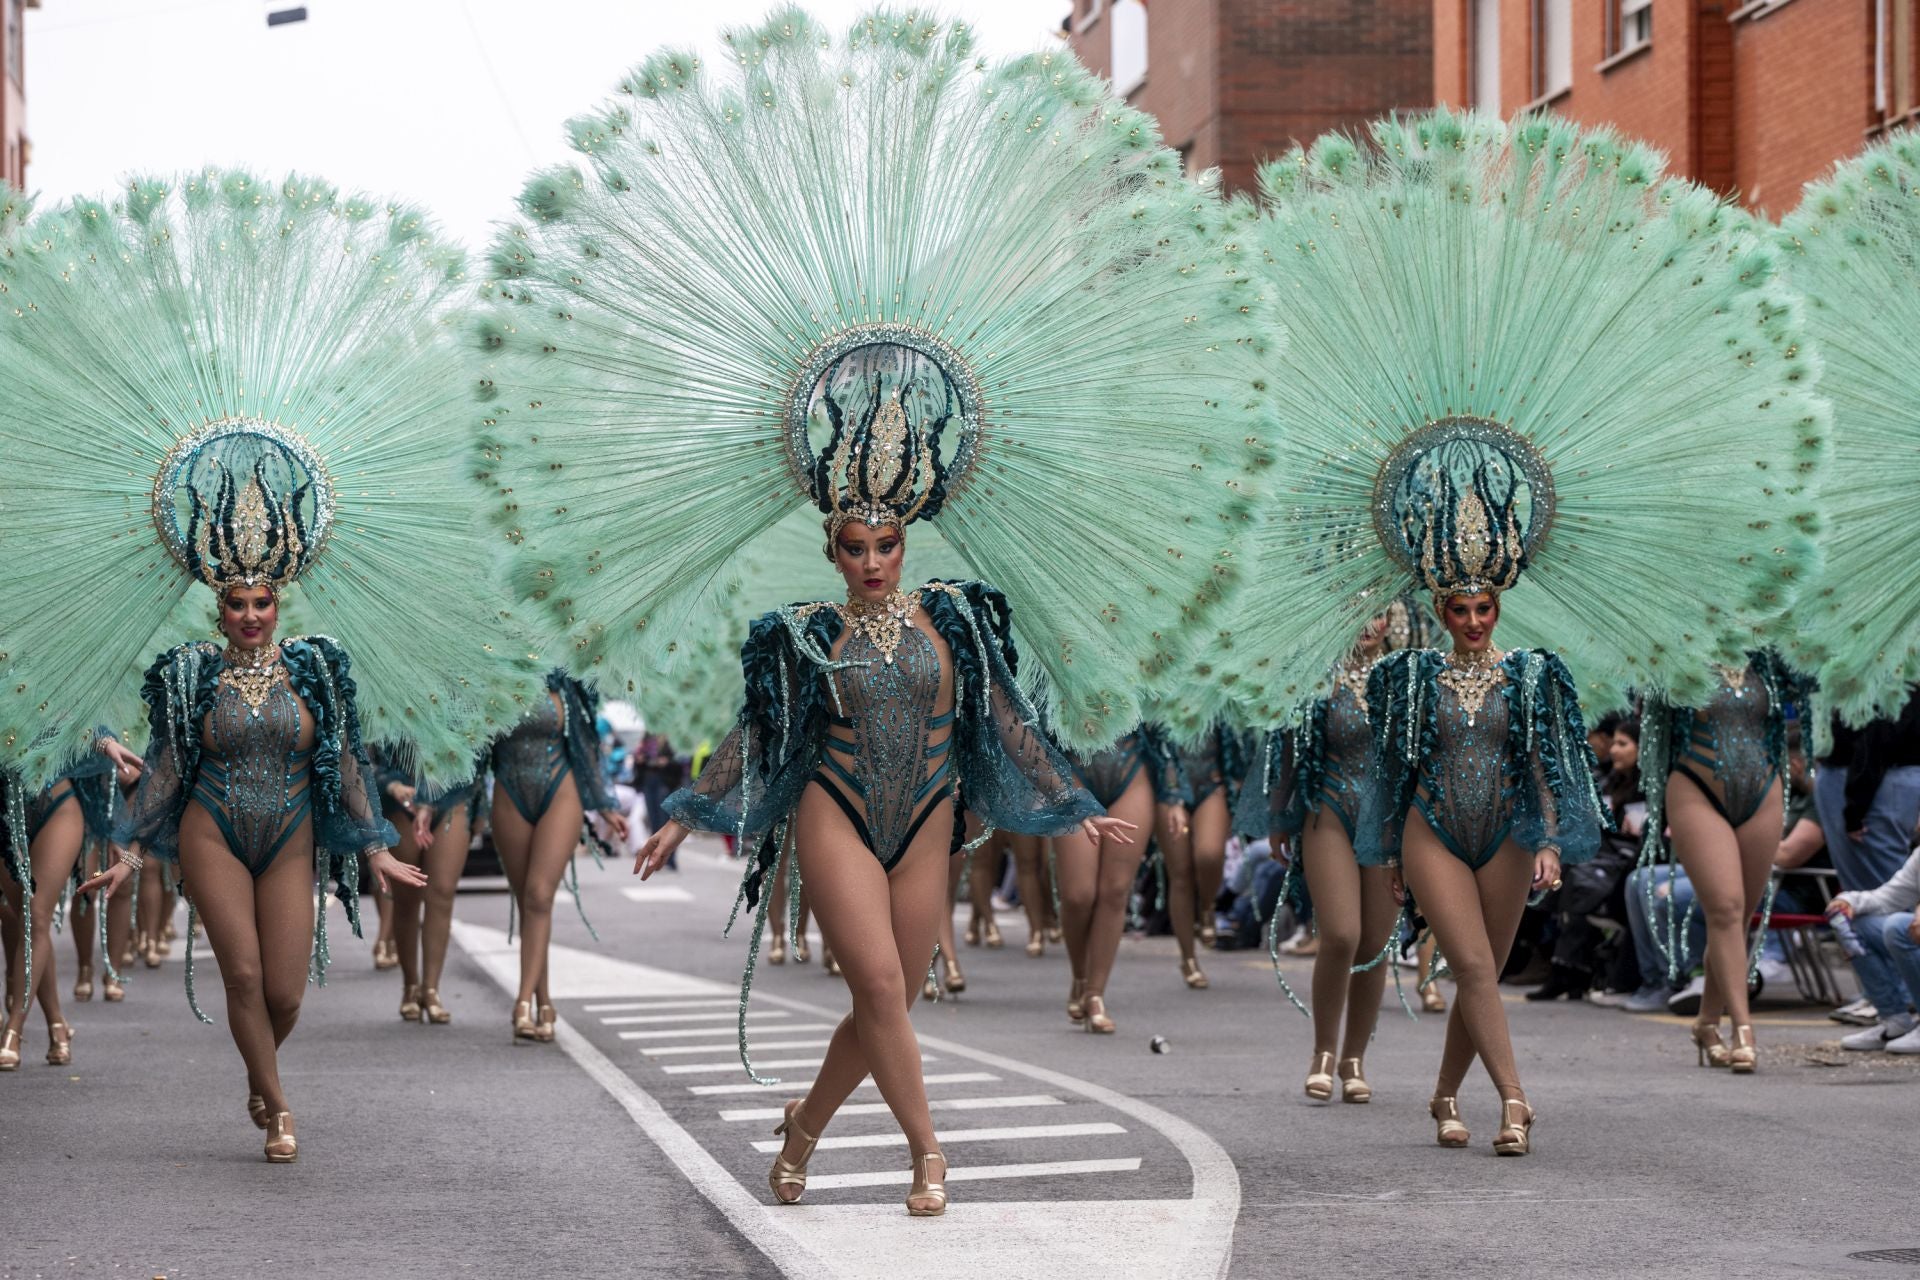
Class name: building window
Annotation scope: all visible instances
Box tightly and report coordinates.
[1110,0,1147,96]
[1472,0,1500,113]
[1533,0,1572,100]
[1609,0,1653,57]
[7,0,23,88]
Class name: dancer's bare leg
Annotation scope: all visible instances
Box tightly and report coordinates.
[1671,777,1783,1033]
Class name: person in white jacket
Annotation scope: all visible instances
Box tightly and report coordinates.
[1827,847,1920,1052]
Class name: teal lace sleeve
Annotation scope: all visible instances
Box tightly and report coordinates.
[1508,650,1607,865]
[1141,723,1188,805]
[1355,649,1434,868]
[553,672,618,813]
[1232,726,1296,841]
[114,643,221,864]
[289,638,400,863]
[924,581,1102,838]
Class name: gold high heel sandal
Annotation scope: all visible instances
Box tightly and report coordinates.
[942,955,966,995]
[1066,978,1087,1023]
[825,953,842,977]
[1181,957,1209,990]
[1493,1098,1535,1156]
[399,984,422,1022]
[1421,985,1448,1013]
[45,1022,72,1067]
[922,974,940,1001]
[373,939,399,971]
[104,973,125,1002]
[1691,1020,1731,1068]
[767,931,787,965]
[1025,932,1045,958]
[1198,919,1217,947]
[1303,1051,1335,1101]
[1728,1024,1757,1074]
[1429,1096,1469,1147]
[535,1004,558,1043]
[0,1027,20,1071]
[1337,1058,1371,1104]
[964,917,981,947]
[247,1094,270,1130]
[74,965,94,1003]
[512,1000,538,1043]
[142,936,163,969]
[1084,994,1115,1034]
[264,1112,298,1164]
[422,988,452,1024]
[983,919,1004,949]
[767,1099,819,1204]
[792,936,811,965]
[906,1151,948,1217]
[1046,924,1063,945]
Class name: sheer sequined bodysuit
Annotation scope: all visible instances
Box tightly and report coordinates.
[1071,730,1150,808]
[1177,739,1226,808]
[493,693,570,825]
[1314,684,1373,842]
[1670,667,1778,828]
[813,624,954,871]
[1412,678,1516,869]
[191,676,315,877]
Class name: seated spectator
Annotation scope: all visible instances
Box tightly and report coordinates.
[1829,845,1920,1053]
[1620,863,1704,1011]
[1532,716,1642,1002]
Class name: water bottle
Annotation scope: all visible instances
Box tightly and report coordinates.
[1828,909,1866,958]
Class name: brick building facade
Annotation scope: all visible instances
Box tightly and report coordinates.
[1,0,34,189]
[1065,0,1434,194]
[1434,0,1918,215]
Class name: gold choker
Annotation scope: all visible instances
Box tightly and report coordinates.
[1438,648,1507,726]
[222,642,285,715]
[840,590,917,665]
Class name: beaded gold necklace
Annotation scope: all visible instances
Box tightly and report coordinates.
[840,589,918,665]
[221,642,286,716]
[1438,647,1507,726]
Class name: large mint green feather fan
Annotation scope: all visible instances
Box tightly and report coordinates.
[0,170,534,786]
[473,8,1275,751]
[1204,111,1827,723]
[1775,133,1920,722]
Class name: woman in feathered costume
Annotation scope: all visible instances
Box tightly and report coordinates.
[0,171,536,1162]
[0,738,143,1069]
[1213,111,1826,1155]
[479,10,1271,1213]
[1239,598,1430,1104]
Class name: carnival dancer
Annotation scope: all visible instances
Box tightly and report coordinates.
[476,11,1271,1212]
[0,171,533,1161]
[1206,110,1828,1154]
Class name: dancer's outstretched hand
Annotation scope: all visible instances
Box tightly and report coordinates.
[412,806,437,851]
[1080,815,1138,845]
[99,737,145,785]
[601,809,631,844]
[635,821,689,880]
[78,851,136,897]
[369,848,428,892]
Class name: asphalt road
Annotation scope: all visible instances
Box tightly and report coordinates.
[3,837,1914,1280]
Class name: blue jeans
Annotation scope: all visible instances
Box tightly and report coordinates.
[1815,765,1920,892]
[1625,865,1704,987]
[1850,911,1920,1017]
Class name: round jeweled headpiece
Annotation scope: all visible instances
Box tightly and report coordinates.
[152,418,335,593]
[782,324,984,558]
[1373,416,1554,599]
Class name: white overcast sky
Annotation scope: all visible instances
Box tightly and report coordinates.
[25,1,1073,249]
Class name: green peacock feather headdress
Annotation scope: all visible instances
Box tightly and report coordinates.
[1776,131,1920,724]
[1199,110,1828,723]
[470,7,1276,750]
[0,170,539,785]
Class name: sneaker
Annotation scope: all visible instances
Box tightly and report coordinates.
[1841,1014,1918,1051]
[1830,997,1880,1026]
[1886,1024,1920,1054]
[1280,926,1318,957]
[1585,988,1631,1008]
[1667,975,1706,1018]
[1621,984,1675,1013]
[1756,956,1793,990]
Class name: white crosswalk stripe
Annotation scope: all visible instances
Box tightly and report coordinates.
[615,1022,839,1041]
[805,1158,1143,1191]
[717,1094,1065,1122]
[750,1122,1125,1153]
[644,1039,833,1057]
[685,1070,998,1097]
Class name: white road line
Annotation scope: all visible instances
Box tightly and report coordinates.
[620,886,696,903]
[686,1071,998,1097]
[663,1054,939,1077]
[719,1095,1063,1123]
[805,1158,1143,1191]
[602,1010,792,1026]
[646,1039,833,1057]
[585,998,736,1013]
[619,1023,839,1041]
[750,1122,1125,1153]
